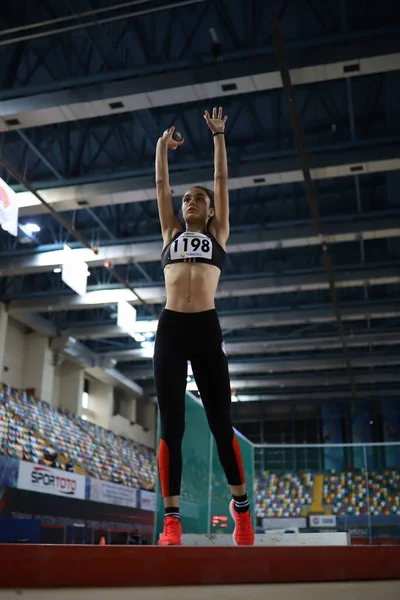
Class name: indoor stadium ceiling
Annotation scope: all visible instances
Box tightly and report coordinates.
[0,0,399,424]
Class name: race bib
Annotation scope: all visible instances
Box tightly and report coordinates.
[170,232,213,261]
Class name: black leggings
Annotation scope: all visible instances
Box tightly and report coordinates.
[153,308,245,497]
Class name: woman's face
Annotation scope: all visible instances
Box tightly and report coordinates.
[181,187,214,226]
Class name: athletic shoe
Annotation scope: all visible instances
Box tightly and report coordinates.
[158,516,182,546]
[229,500,255,546]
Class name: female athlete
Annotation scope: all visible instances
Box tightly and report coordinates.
[154,107,254,546]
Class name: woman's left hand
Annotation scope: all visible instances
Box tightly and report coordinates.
[204,106,228,134]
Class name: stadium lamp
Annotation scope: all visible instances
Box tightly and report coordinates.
[141,341,153,349]
[25,223,41,233]
[142,345,154,359]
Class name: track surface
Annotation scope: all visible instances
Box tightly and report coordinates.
[1,581,400,599]
[0,545,399,588]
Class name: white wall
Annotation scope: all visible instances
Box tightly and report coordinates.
[86,378,113,430]
[113,387,137,422]
[58,362,84,414]
[82,377,156,448]
[143,403,157,447]
[52,366,61,408]
[109,413,155,449]
[108,388,156,448]
[2,321,56,407]
[2,318,26,389]
[23,333,54,405]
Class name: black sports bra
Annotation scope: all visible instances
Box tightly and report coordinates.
[161,230,226,271]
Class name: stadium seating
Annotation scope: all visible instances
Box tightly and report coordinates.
[324,470,400,516]
[254,470,399,518]
[0,403,56,466]
[368,470,400,516]
[0,385,156,491]
[2,384,400,519]
[254,471,313,518]
[74,415,155,490]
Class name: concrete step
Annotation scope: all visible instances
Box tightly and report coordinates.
[180,532,349,546]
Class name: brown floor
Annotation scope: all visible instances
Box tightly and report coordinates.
[0,581,399,599]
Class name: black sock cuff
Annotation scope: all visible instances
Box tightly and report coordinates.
[232,493,248,502]
[165,506,180,519]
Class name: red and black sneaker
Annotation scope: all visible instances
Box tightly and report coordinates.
[229,500,255,546]
[158,516,182,546]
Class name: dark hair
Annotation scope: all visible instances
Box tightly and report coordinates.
[192,185,214,208]
[180,185,215,229]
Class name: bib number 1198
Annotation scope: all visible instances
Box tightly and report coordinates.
[170,235,212,260]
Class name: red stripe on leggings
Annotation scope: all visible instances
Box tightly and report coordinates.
[158,439,170,497]
[232,434,245,484]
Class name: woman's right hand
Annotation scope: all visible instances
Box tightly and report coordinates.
[160,126,184,150]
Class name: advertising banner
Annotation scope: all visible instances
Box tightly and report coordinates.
[61,244,88,297]
[17,461,85,500]
[309,515,337,528]
[0,487,155,540]
[262,518,307,530]
[139,490,156,512]
[89,478,137,508]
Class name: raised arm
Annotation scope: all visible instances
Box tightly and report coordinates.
[155,126,183,246]
[204,107,229,246]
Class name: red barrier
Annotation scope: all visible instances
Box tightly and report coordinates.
[0,545,399,588]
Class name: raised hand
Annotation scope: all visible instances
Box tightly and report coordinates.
[204,106,228,135]
[161,126,184,150]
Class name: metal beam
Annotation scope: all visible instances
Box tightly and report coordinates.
[7,266,400,312]
[144,369,400,394]
[228,371,400,389]
[149,388,400,408]
[1,216,399,276]
[126,353,400,380]
[0,38,399,129]
[16,130,63,180]
[16,143,400,215]
[147,388,400,407]
[68,302,400,340]
[11,311,58,337]
[271,15,355,396]
[106,331,400,361]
